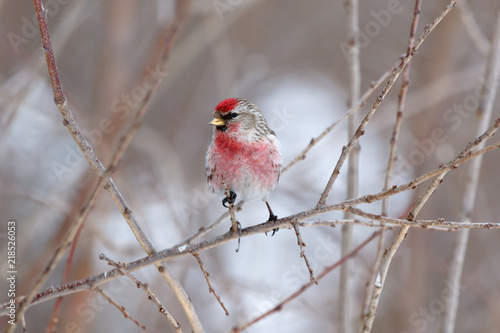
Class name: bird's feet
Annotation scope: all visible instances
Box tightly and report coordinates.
[265,214,279,236]
[222,191,237,208]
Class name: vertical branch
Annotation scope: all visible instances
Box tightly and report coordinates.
[358,4,460,329]
[440,7,500,333]
[340,0,360,331]
[362,0,422,320]
[27,1,205,332]
[456,0,490,55]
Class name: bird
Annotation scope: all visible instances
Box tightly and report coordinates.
[206,98,282,226]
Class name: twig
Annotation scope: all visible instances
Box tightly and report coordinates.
[440,7,500,333]
[192,253,229,316]
[362,0,422,320]
[7,161,113,332]
[30,1,204,331]
[99,254,182,332]
[342,129,500,210]
[361,172,446,333]
[340,206,500,230]
[225,185,241,252]
[93,287,146,330]
[316,0,458,208]
[176,201,244,247]
[340,0,361,330]
[290,220,317,284]
[109,21,178,169]
[456,0,490,55]
[230,231,380,333]
[360,116,499,332]
[281,60,396,175]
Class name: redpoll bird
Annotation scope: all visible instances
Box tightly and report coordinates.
[206,98,282,223]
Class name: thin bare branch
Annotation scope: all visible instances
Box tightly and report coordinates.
[281,61,396,175]
[192,253,229,316]
[93,287,146,330]
[28,1,203,331]
[340,0,361,330]
[109,22,178,169]
[231,231,380,333]
[291,220,317,284]
[176,201,244,247]
[99,254,182,332]
[456,0,490,54]
[363,0,422,320]
[46,222,85,333]
[317,0,457,208]
[440,6,500,333]
[360,117,499,331]
[4,211,500,319]
[224,185,241,252]
[8,164,113,331]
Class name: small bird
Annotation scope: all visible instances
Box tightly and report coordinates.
[206,98,282,224]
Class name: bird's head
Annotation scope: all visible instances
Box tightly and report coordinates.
[209,98,274,141]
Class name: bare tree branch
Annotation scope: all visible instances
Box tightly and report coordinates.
[316,0,458,208]
[93,287,146,330]
[340,0,361,330]
[20,1,204,332]
[192,253,229,316]
[231,231,381,333]
[440,6,500,333]
[291,220,317,284]
[99,254,182,332]
[362,0,422,320]
[457,0,490,54]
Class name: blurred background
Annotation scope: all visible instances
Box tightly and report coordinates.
[1,0,500,332]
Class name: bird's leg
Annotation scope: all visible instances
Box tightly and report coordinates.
[223,187,241,251]
[222,190,237,208]
[265,201,279,236]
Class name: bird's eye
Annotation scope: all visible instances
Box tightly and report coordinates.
[231,112,238,118]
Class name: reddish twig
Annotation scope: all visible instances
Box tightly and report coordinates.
[46,223,85,333]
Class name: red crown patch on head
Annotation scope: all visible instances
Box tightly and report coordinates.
[215,98,239,114]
